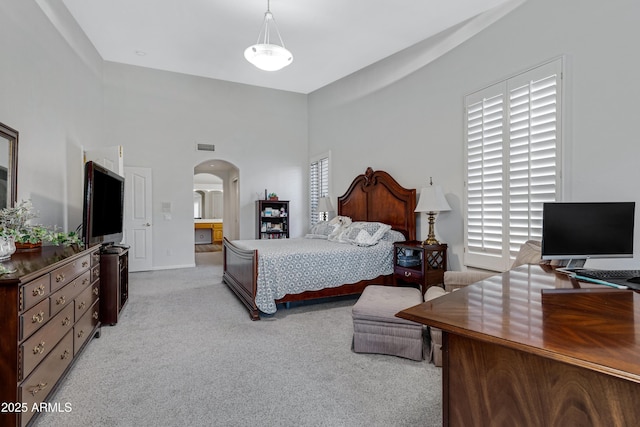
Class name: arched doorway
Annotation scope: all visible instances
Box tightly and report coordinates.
[193,159,240,253]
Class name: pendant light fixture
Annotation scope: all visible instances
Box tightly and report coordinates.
[244,0,293,71]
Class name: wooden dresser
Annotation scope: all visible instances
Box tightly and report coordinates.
[0,245,101,427]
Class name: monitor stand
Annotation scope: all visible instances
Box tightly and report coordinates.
[557,258,587,271]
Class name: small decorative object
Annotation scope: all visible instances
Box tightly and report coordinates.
[0,200,82,259]
[268,192,278,200]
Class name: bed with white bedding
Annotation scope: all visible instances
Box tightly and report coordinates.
[233,234,400,314]
[223,167,417,320]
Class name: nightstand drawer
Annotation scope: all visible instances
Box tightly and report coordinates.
[394,266,424,281]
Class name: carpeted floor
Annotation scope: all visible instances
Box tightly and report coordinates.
[33,251,442,427]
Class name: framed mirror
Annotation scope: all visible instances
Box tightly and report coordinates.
[0,122,18,208]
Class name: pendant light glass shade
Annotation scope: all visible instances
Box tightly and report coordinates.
[245,3,293,71]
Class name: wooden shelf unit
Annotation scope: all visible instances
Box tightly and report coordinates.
[99,247,129,325]
[256,200,289,239]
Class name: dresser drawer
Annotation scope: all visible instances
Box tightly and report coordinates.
[91,250,101,267]
[74,300,99,355]
[75,281,99,319]
[21,274,51,312]
[51,254,91,292]
[20,303,74,381]
[20,298,50,342]
[50,270,91,316]
[91,264,100,283]
[19,330,74,427]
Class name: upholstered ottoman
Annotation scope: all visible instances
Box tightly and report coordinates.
[352,285,424,361]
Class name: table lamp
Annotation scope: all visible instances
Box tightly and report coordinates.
[415,181,451,245]
[317,196,334,221]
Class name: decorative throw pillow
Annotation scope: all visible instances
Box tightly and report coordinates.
[342,222,392,246]
[380,229,406,243]
[307,221,335,237]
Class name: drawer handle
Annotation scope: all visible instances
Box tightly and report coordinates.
[93,287,99,295]
[62,316,71,326]
[93,311,99,320]
[77,329,85,338]
[56,273,65,283]
[404,271,412,277]
[82,260,89,268]
[82,277,89,285]
[56,295,66,305]
[32,311,45,323]
[78,301,86,310]
[32,284,45,297]
[29,382,48,396]
[33,341,45,355]
[61,349,70,360]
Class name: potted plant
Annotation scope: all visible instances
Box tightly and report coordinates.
[268,192,278,201]
[0,200,81,254]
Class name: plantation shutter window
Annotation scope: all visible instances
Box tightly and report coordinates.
[464,59,562,271]
[310,155,329,225]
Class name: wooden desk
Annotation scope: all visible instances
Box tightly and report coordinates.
[397,265,640,426]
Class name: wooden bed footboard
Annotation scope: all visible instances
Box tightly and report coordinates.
[222,237,261,320]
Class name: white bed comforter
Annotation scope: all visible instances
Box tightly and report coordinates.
[232,238,395,314]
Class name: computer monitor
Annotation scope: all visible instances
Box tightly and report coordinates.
[541,202,635,269]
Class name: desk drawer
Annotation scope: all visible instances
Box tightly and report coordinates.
[74,300,99,355]
[51,254,91,292]
[21,275,50,312]
[20,303,74,380]
[19,330,74,427]
[50,270,91,316]
[20,298,50,342]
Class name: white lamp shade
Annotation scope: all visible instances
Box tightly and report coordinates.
[415,185,451,213]
[317,197,334,213]
[244,44,293,71]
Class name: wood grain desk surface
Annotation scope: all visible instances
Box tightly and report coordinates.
[397,264,640,383]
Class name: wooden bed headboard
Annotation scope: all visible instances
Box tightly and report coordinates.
[337,167,416,240]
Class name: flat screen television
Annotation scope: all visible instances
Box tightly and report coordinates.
[541,202,635,268]
[82,161,125,246]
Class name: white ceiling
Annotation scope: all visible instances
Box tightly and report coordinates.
[60,0,512,94]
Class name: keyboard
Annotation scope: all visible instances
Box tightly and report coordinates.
[576,269,640,280]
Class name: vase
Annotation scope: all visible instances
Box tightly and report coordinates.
[0,236,16,261]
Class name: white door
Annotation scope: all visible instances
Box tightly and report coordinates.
[124,167,153,272]
[83,146,123,176]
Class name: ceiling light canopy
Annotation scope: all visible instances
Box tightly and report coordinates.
[244,0,293,72]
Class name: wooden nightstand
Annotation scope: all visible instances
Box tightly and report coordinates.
[393,241,447,294]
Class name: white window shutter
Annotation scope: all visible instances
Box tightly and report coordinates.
[310,155,329,225]
[464,58,562,271]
